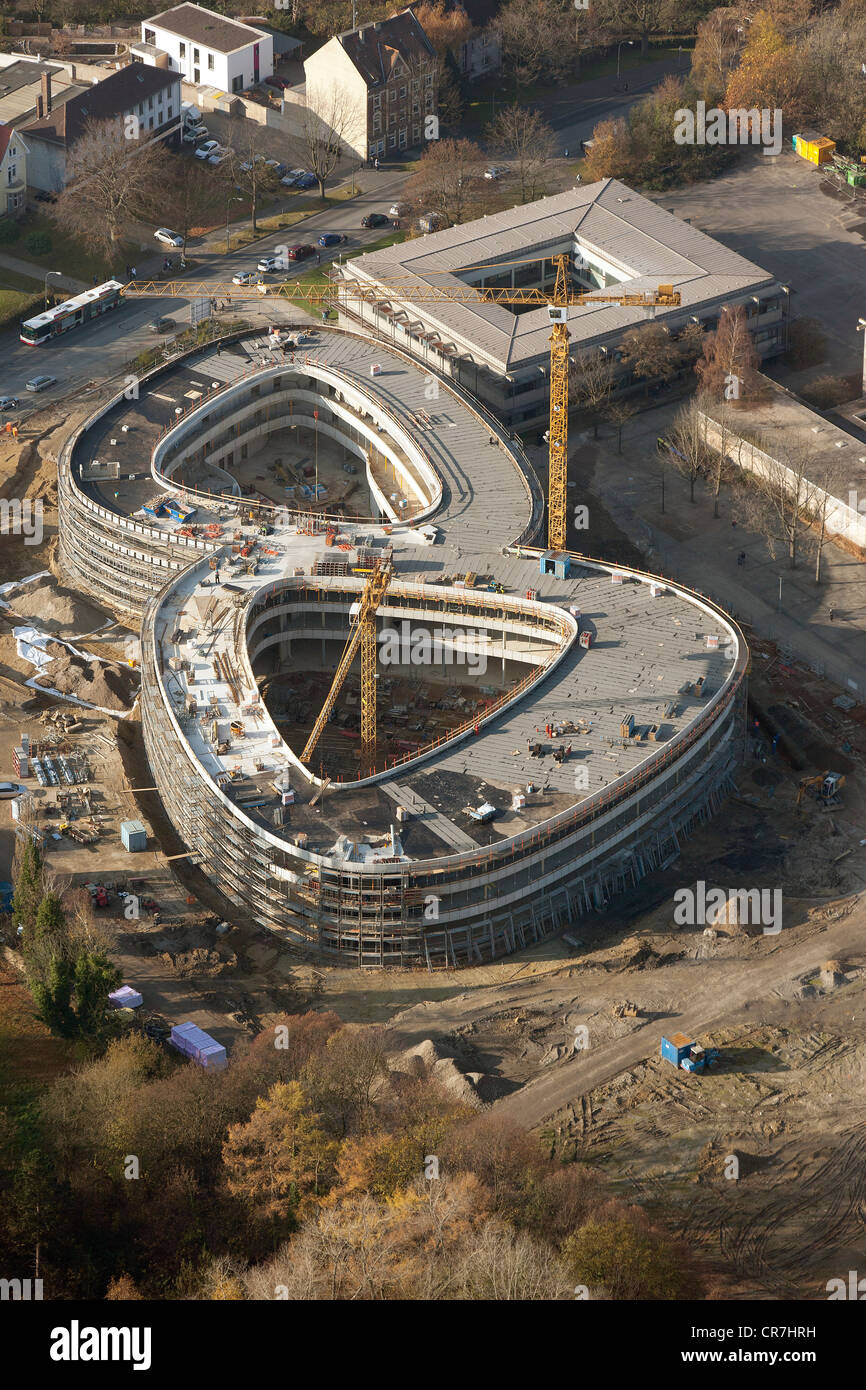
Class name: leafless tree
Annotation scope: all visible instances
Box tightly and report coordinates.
[51,117,172,258]
[690,9,744,101]
[603,396,638,454]
[487,105,555,204]
[225,118,282,233]
[161,155,228,255]
[570,350,615,437]
[494,0,574,93]
[664,397,712,502]
[736,431,825,570]
[403,137,484,226]
[296,82,366,202]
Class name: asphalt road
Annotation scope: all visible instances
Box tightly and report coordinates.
[0,166,409,413]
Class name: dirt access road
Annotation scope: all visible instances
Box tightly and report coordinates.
[495,907,861,1129]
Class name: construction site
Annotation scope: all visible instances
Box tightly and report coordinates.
[1,204,865,1302]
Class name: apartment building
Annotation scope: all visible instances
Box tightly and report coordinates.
[23,64,181,193]
[304,9,437,163]
[136,4,273,93]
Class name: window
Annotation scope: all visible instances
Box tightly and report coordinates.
[388,133,397,148]
[412,125,421,142]
[398,129,407,147]
[372,92,381,108]
[208,53,214,70]
[144,27,155,43]
[167,105,173,118]
[148,116,154,130]
[194,68,200,83]
[373,114,381,132]
[399,85,406,97]
[193,47,200,63]
[389,111,396,126]
[232,74,243,92]
[7,165,15,184]
[148,96,154,110]
[9,145,15,156]
[425,72,433,84]
[425,90,433,107]
[138,102,144,115]
[179,41,186,57]
[412,102,419,114]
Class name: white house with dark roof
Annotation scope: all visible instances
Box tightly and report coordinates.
[304,9,437,163]
[0,126,28,214]
[138,3,273,93]
[335,179,788,427]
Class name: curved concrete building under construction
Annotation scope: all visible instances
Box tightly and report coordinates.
[59,325,747,967]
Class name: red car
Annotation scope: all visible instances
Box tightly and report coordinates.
[287,244,316,261]
[265,75,290,90]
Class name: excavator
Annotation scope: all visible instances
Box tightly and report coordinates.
[796,771,845,812]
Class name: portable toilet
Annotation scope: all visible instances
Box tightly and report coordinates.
[121,819,147,853]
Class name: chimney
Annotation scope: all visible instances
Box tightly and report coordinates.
[35,93,44,119]
[41,70,52,115]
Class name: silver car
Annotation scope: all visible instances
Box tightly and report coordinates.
[26,374,57,392]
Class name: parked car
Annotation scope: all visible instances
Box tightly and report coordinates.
[147,317,176,333]
[361,212,390,228]
[257,254,283,273]
[182,125,208,143]
[484,165,510,180]
[194,140,221,160]
[389,202,410,218]
[232,270,259,285]
[280,169,307,187]
[265,74,290,90]
[26,375,57,392]
[154,227,184,247]
[208,150,230,166]
[294,172,317,189]
[0,396,19,411]
[317,232,345,247]
[286,244,315,261]
[0,781,28,799]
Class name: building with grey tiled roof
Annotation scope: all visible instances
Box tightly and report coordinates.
[335,179,788,428]
[304,9,437,164]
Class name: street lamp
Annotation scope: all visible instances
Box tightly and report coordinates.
[616,40,634,79]
[857,317,866,396]
[44,269,61,310]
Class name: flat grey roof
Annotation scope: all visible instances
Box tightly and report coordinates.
[341,179,778,373]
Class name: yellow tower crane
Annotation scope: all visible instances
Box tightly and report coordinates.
[124,265,680,550]
[299,560,392,776]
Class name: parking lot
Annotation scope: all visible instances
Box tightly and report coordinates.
[654,149,866,384]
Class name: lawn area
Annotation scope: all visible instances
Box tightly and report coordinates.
[463,43,694,133]
[0,284,41,332]
[1,210,122,284]
[223,187,361,252]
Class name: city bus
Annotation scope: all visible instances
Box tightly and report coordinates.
[19,280,125,346]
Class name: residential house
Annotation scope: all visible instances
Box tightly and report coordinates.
[135,4,273,93]
[304,9,437,164]
[454,0,501,81]
[0,126,28,215]
[22,64,181,193]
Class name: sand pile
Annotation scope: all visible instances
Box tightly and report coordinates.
[5,578,107,634]
[35,652,138,711]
